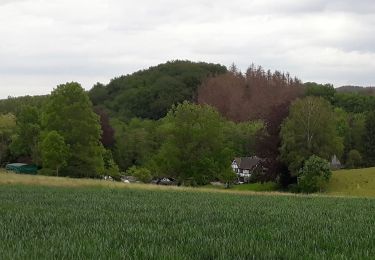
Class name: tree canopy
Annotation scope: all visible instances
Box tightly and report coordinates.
[41,131,69,176]
[10,106,41,163]
[297,155,331,193]
[0,60,374,190]
[89,60,227,120]
[0,113,16,165]
[42,82,104,177]
[150,102,236,185]
[280,97,343,174]
[364,111,375,166]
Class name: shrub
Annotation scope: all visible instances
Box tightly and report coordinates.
[297,155,331,193]
[249,167,265,183]
[218,168,236,188]
[38,168,56,176]
[103,150,121,180]
[126,166,153,183]
[346,149,362,169]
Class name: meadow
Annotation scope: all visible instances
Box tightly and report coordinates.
[0,173,374,259]
[327,167,375,197]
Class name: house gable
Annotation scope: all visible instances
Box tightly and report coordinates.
[231,156,265,182]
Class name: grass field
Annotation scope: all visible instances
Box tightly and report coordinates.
[203,182,278,192]
[327,167,375,197]
[0,172,285,197]
[232,182,278,192]
[0,172,374,259]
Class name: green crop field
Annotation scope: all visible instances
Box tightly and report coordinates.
[1,180,374,259]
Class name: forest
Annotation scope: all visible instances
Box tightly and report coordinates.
[1,60,375,192]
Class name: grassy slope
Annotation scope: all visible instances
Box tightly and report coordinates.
[327,167,375,197]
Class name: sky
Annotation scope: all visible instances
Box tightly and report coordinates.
[1,0,375,98]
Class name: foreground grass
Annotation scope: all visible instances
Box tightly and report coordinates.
[232,182,278,192]
[327,167,375,197]
[203,182,278,192]
[0,180,374,258]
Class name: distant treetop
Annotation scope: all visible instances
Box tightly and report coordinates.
[88,60,227,120]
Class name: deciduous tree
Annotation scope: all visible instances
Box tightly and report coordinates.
[41,131,69,176]
[0,113,16,164]
[42,82,104,177]
[298,155,331,193]
[280,97,343,174]
[94,107,115,148]
[10,106,41,164]
[364,111,375,166]
[151,102,234,185]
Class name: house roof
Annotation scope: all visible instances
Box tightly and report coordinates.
[234,157,262,170]
[6,163,27,167]
[6,163,38,174]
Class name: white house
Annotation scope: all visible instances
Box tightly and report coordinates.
[231,156,264,183]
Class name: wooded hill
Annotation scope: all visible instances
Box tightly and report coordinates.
[1,60,375,192]
[89,60,227,120]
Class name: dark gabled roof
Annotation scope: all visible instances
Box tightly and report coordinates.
[234,157,262,170]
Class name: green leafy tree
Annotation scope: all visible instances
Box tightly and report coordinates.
[42,82,104,177]
[151,102,234,185]
[304,82,336,103]
[219,168,237,188]
[334,93,375,113]
[126,166,152,183]
[103,149,120,179]
[364,111,375,166]
[334,108,349,139]
[346,149,362,169]
[280,97,343,174]
[344,113,366,160]
[88,83,108,106]
[41,131,69,176]
[89,60,227,120]
[112,118,162,171]
[298,155,331,193]
[0,95,47,115]
[224,120,264,156]
[0,113,16,164]
[10,106,41,163]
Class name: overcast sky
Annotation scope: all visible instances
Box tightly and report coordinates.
[1,0,375,98]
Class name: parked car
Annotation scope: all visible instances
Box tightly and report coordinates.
[120,176,137,183]
[152,177,178,186]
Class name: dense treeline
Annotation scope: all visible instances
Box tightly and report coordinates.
[198,64,304,182]
[305,82,375,113]
[198,64,303,122]
[89,60,227,120]
[1,60,375,192]
[0,95,48,116]
[302,82,375,168]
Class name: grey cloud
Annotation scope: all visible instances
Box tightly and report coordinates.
[324,0,375,14]
[1,0,375,98]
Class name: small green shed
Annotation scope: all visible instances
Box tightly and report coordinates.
[6,163,38,174]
